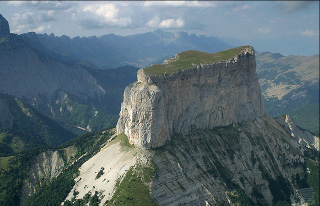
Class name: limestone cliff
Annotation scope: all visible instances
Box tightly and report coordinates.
[117,46,265,148]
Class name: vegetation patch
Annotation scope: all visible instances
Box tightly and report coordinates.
[118,132,134,149]
[96,167,105,180]
[306,158,319,206]
[64,191,101,206]
[143,46,252,75]
[107,163,157,206]
[226,189,254,206]
[109,132,134,150]
[0,150,40,206]
[24,129,114,206]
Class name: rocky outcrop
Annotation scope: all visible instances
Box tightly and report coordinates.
[20,150,65,205]
[117,46,265,148]
[276,115,319,151]
[0,14,10,37]
[20,146,78,205]
[150,114,304,205]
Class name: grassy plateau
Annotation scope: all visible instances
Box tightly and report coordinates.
[143,46,252,75]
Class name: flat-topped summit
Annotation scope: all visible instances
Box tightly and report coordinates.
[117,46,265,148]
[143,46,253,76]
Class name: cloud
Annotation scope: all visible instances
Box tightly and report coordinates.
[39,10,56,22]
[33,24,51,33]
[258,27,271,34]
[143,1,216,8]
[183,20,206,30]
[147,17,185,29]
[160,18,185,28]
[12,11,35,26]
[8,1,73,11]
[146,16,161,28]
[77,3,132,29]
[301,30,319,37]
[7,1,24,7]
[11,11,51,33]
[276,1,315,13]
[225,3,257,14]
[84,4,118,20]
[233,4,250,12]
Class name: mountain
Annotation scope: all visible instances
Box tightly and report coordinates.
[1,46,318,206]
[0,93,75,154]
[0,14,10,37]
[18,46,318,206]
[255,52,319,135]
[112,46,309,205]
[0,15,231,136]
[4,12,317,136]
[0,32,138,135]
[117,46,264,148]
[0,13,318,205]
[20,29,231,69]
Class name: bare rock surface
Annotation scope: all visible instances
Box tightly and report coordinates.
[150,115,304,205]
[117,47,265,148]
[64,139,151,206]
[20,150,66,205]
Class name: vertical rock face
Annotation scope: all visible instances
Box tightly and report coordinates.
[117,46,265,148]
[0,14,10,37]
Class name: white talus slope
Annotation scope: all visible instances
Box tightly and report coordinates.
[65,138,150,205]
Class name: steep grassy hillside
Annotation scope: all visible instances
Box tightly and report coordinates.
[256,52,319,134]
[0,129,45,155]
[0,128,114,206]
[256,52,319,113]
[289,103,319,136]
[0,151,40,206]
[0,93,75,151]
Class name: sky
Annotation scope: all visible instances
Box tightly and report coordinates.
[0,1,319,56]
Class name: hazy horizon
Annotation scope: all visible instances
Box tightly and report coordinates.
[1,1,319,56]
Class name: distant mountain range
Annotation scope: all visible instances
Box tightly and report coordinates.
[20,29,231,69]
